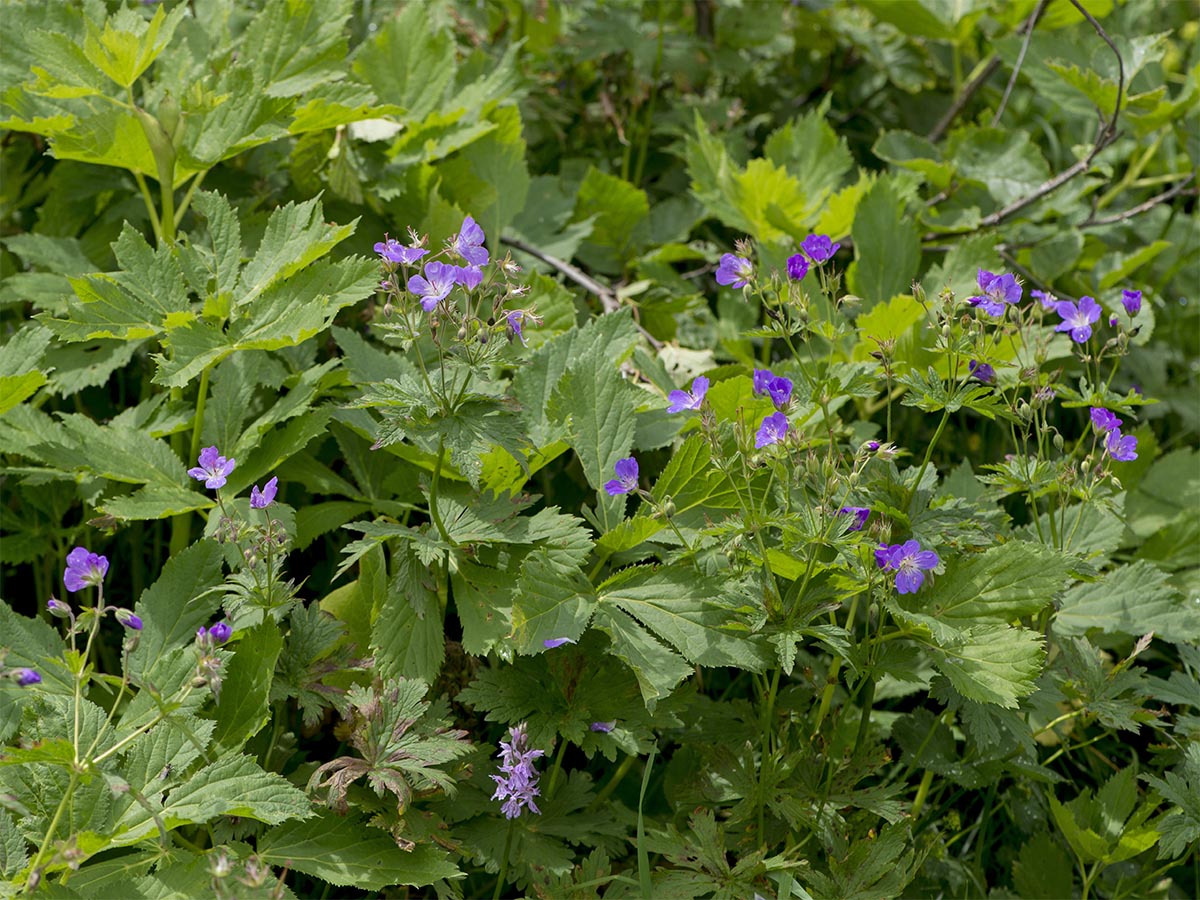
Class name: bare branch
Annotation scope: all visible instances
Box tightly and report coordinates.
[1081,177,1198,229]
[992,0,1051,127]
[928,57,1001,143]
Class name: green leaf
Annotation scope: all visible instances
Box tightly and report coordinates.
[1012,832,1075,900]
[592,605,692,710]
[872,130,952,188]
[0,372,47,416]
[511,549,597,654]
[100,485,213,522]
[452,560,515,657]
[371,543,446,684]
[189,191,242,310]
[211,622,284,755]
[948,127,1051,208]
[926,623,1045,708]
[259,811,459,890]
[849,177,919,307]
[1056,560,1200,643]
[763,106,854,214]
[572,167,649,275]
[162,754,312,829]
[352,3,456,120]
[243,0,352,98]
[0,810,27,878]
[82,5,187,89]
[1143,743,1200,859]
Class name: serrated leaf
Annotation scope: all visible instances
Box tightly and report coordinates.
[1143,743,1200,859]
[352,3,456,120]
[1056,560,1200,643]
[82,5,186,89]
[592,605,692,710]
[372,543,445,683]
[849,177,919,307]
[243,0,352,98]
[927,623,1045,708]
[572,167,649,274]
[511,549,597,654]
[162,754,312,828]
[211,622,284,755]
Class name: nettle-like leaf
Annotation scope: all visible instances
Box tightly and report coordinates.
[273,603,357,729]
[1052,637,1158,733]
[1050,766,1160,866]
[1142,743,1200,859]
[308,677,472,815]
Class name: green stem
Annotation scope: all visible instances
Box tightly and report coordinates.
[910,768,935,818]
[545,735,569,798]
[592,754,637,807]
[26,772,79,883]
[132,171,164,243]
[908,409,950,508]
[174,169,208,228]
[429,440,451,544]
[188,366,212,473]
[493,818,516,900]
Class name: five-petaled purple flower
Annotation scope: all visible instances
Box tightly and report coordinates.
[454,265,483,291]
[543,637,576,649]
[967,270,1022,317]
[968,360,995,384]
[590,721,615,733]
[250,476,278,509]
[1054,296,1101,343]
[604,458,639,496]
[667,376,709,414]
[450,216,489,267]
[839,506,870,531]
[800,234,840,264]
[715,253,753,288]
[755,412,789,448]
[63,547,109,593]
[491,722,544,819]
[189,446,236,490]
[786,253,809,281]
[408,261,458,311]
[1090,408,1122,432]
[116,609,143,631]
[1031,289,1057,310]
[1104,428,1138,462]
[374,237,427,266]
[1121,290,1142,317]
[16,669,41,687]
[877,540,940,594]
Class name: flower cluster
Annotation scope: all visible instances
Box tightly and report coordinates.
[753,368,793,409]
[1091,407,1138,462]
[491,722,544,819]
[713,232,840,292]
[876,540,940,594]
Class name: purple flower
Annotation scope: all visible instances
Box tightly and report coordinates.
[1121,289,1142,316]
[454,265,483,291]
[450,216,489,267]
[800,234,841,264]
[967,270,1022,317]
[715,253,753,288]
[1108,314,1119,328]
[838,506,870,531]
[47,598,71,618]
[755,412,789,448]
[250,476,278,509]
[968,360,995,384]
[1090,408,1123,432]
[864,440,880,452]
[407,261,457,311]
[115,609,143,631]
[506,310,527,346]
[752,368,775,396]
[207,622,232,644]
[590,721,615,733]
[491,722,544,819]
[63,547,109,593]
[765,376,793,409]
[604,457,639,496]
[666,376,709,414]
[877,540,940,594]
[1031,289,1058,310]
[1054,296,1101,343]
[374,237,427,266]
[188,446,236,490]
[543,637,576,649]
[15,669,41,687]
[786,253,809,281]
[1104,428,1138,462]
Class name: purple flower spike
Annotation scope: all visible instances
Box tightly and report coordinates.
[374,237,427,266]
[1031,289,1058,310]
[800,234,841,264]
[877,540,940,594]
[715,253,753,288]
[590,721,616,733]
[451,216,489,267]
[188,446,236,490]
[408,261,458,311]
[454,265,483,292]
[250,476,278,509]
[968,360,995,384]
[1122,289,1142,316]
[839,506,870,531]
[752,368,775,396]
[16,669,41,687]
[604,458,640,496]
[967,270,1022,317]
[755,412,789,448]
[667,376,710,414]
[1090,408,1122,432]
[491,722,544,819]
[766,376,793,409]
[63,547,109,593]
[543,637,576,649]
[116,609,143,631]
[786,253,809,281]
[1054,296,1101,343]
[1105,428,1138,462]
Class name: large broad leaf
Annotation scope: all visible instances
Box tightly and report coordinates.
[371,543,446,683]
[259,811,459,890]
[210,622,284,755]
[926,623,1045,708]
[161,754,312,829]
[947,127,1051,208]
[849,177,919,307]
[592,605,692,710]
[242,0,352,98]
[351,2,456,120]
[510,549,597,654]
[572,167,649,274]
[1056,560,1200,643]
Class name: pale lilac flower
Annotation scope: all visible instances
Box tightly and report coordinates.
[63,547,109,592]
[1031,289,1057,310]
[786,253,809,281]
[755,412,789,448]
[408,261,457,311]
[374,237,427,266]
[800,234,840,264]
[968,360,995,384]
[1104,428,1138,462]
[715,253,753,288]
[1054,296,1101,343]
[250,476,278,509]
[450,216,489,267]
[188,446,236,490]
[1090,408,1122,432]
[454,265,483,291]
[1121,290,1142,316]
[491,723,544,819]
[838,506,870,531]
[967,269,1022,317]
[666,376,709,413]
[543,637,576,649]
[115,609,143,631]
[16,669,41,687]
[877,540,940,594]
[604,458,639,496]
[590,721,615,733]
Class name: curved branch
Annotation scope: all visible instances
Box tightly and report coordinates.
[1080,177,1198,229]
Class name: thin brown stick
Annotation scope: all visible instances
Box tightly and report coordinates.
[928,57,1001,143]
[992,0,1051,126]
[1080,177,1197,229]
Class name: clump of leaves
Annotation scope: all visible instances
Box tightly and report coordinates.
[308,676,472,816]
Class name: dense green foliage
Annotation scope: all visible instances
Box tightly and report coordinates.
[1,1,1197,897]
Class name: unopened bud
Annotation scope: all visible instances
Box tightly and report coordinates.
[47,597,71,619]
[456,326,467,341]
[1052,433,1064,452]
[663,499,676,518]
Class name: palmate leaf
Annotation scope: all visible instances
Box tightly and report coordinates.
[1143,743,1200,859]
[81,5,187,89]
